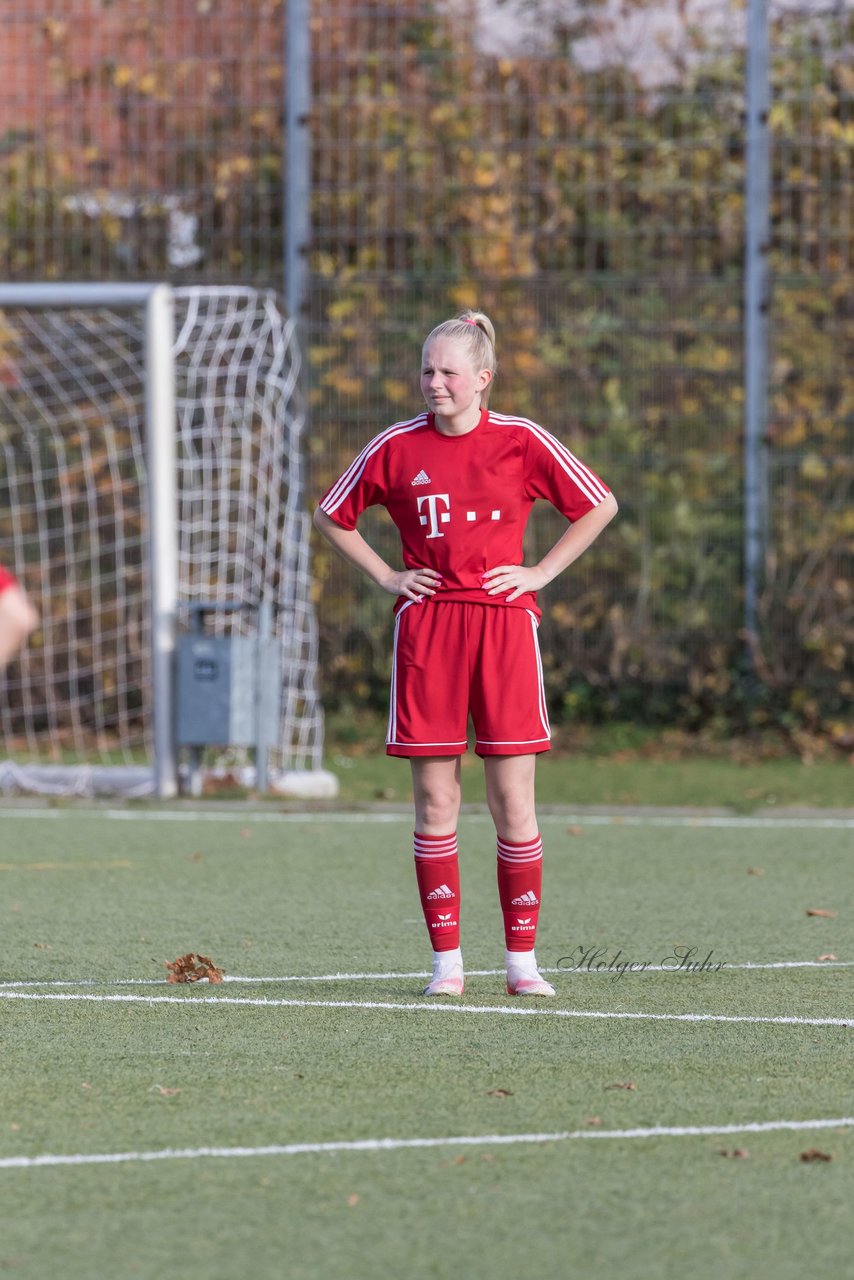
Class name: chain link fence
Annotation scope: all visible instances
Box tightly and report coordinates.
[1,0,852,741]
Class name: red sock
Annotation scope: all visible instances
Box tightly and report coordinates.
[496,834,543,953]
[413,832,460,952]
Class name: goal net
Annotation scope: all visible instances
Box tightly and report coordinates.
[0,284,335,798]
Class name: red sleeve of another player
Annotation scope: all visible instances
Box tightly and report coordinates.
[318,437,389,530]
[0,565,19,594]
[523,425,611,521]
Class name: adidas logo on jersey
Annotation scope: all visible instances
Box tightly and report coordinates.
[411,469,431,485]
[511,891,540,906]
[427,884,455,900]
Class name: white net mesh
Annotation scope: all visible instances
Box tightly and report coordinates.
[0,285,329,795]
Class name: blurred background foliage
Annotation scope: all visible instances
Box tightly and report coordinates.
[0,0,851,755]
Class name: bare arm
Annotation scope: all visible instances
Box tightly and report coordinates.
[313,508,442,604]
[482,491,619,602]
[0,586,39,669]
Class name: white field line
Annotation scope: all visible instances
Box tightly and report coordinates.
[0,989,850,1027]
[1,958,852,992]
[1,808,853,830]
[0,1117,851,1171]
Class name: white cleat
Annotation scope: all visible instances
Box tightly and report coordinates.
[423,974,465,996]
[423,960,465,997]
[506,968,556,998]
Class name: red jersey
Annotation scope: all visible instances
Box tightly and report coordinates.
[319,408,611,616]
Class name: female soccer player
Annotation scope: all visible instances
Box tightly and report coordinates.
[315,311,617,997]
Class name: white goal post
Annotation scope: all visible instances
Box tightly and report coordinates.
[0,283,336,799]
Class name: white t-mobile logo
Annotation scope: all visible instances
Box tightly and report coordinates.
[417,493,451,539]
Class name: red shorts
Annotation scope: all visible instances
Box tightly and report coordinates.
[386,600,551,758]
[0,566,19,595]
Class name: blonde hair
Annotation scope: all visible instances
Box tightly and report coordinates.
[423,310,497,407]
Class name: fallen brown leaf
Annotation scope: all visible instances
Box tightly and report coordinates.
[201,771,242,795]
[605,1081,637,1091]
[567,825,584,837]
[487,1088,514,1098]
[719,1148,750,1159]
[347,1194,360,1206]
[800,1148,832,1162]
[585,1116,603,1126]
[152,1085,182,1097]
[165,952,225,983]
[806,909,838,918]
[816,954,838,962]
[746,867,764,876]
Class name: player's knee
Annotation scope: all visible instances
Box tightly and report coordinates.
[414,783,459,830]
[418,797,458,830]
[487,789,536,839]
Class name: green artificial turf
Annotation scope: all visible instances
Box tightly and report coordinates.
[0,806,851,1279]
[325,747,854,812]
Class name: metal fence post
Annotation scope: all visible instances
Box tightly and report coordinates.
[743,0,771,664]
[285,0,311,329]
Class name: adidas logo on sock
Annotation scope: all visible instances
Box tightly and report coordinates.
[427,884,455,900]
[511,891,540,906]
[411,469,431,485]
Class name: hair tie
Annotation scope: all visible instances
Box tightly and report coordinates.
[463,317,479,326]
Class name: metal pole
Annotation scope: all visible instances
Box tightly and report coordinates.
[187,607,205,798]
[285,0,311,327]
[255,601,274,794]
[146,284,179,798]
[743,0,771,662]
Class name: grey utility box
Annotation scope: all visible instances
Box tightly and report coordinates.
[175,633,281,748]
[175,602,281,792]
